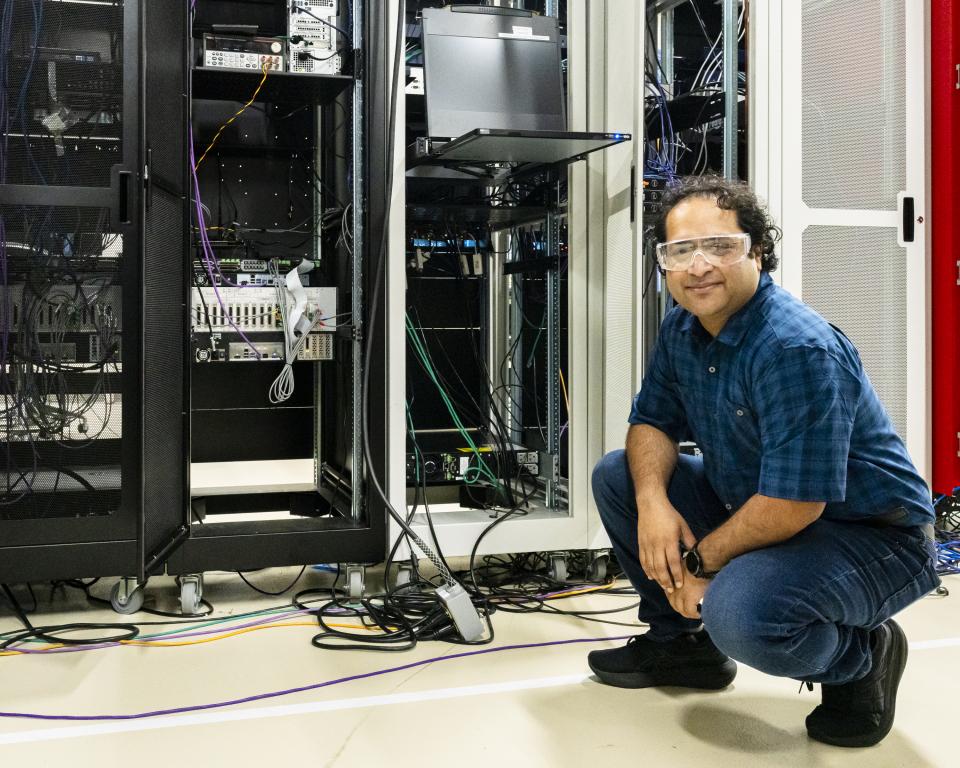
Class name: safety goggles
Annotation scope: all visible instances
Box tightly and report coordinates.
[655,233,752,272]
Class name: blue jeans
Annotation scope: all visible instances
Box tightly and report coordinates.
[592,450,940,684]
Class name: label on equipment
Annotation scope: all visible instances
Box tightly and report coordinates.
[498,26,550,41]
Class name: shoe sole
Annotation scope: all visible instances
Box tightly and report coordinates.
[588,658,738,690]
[807,620,909,748]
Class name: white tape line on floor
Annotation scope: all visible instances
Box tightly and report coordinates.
[0,673,592,746]
[2,637,959,747]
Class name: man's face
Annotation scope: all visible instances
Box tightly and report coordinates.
[663,196,762,336]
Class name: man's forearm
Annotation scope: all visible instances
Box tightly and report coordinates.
[625,424,679,505]
[697,494,825,572]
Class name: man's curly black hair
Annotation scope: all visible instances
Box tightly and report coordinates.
[653,175,783,273]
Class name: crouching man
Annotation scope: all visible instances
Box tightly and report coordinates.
[589,175,939,748]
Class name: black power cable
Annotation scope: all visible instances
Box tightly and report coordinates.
[358,2,465,591]
[0,583,139,649]
[237,566,307,597]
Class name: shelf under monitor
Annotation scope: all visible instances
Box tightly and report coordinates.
[411,128,631,168]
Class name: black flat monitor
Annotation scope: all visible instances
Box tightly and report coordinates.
[421,7,566,140]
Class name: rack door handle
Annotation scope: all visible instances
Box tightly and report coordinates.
[897,192,916,246]
[117,171,131,224]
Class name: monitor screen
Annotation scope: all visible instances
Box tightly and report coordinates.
[422,9,566,139]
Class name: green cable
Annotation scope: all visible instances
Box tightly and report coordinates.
[405,314,501,487]
[405,317,498,485]
[0,603,314,646]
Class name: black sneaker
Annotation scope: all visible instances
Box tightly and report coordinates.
[805,619,909,748]
[587,631,737,690]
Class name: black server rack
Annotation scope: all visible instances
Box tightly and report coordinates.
[0,0,189,583]
[163,0,389,577]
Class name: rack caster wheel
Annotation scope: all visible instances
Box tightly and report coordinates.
[344,564,365,600]
[588,552,610,582]
[180,574,204,615]
[548,552,568,583]
[110,577,144,615]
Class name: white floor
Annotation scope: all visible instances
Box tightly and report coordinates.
[0,566,956,767]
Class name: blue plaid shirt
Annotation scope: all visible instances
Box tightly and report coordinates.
[630,272,934,527]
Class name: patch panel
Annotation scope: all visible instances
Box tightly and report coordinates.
[190,286,337,333]
[2,285,121,333]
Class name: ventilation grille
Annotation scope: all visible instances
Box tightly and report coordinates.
[801,225,907,438]
[141,188,185,553]
[3,0,125,188]
[0,203,124,519]
[801,0,905,210]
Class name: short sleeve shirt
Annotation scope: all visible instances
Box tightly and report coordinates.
[629,272,934,527]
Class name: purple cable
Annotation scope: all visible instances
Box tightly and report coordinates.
[188,135,262,358]
[0,635,634,721]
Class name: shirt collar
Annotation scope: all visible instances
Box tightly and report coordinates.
[676,271,775,347]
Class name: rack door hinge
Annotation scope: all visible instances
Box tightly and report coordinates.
[143,149,152,207]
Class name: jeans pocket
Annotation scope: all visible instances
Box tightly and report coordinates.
[865,543,940,628]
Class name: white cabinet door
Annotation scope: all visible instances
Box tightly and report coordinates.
[774,0,928,480]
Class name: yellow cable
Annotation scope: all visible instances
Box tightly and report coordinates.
[546,583,615,600]
[0,622,376,656]
[558,369,571,414]
[121,621,336,647]
[194,61,270,171]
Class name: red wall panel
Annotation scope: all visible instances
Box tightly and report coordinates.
[932,0,960,493]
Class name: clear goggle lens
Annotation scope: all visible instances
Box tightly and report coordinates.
[656,233,752,272]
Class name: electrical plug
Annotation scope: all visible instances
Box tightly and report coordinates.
[436,582,484,642]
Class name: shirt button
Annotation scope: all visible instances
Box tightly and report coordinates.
[708,366,717,374]
[736,409,744,417]
[725,503,732,510]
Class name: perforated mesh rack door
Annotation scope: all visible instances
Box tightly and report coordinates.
[140,0,189,575]
[2,0,125,188]
[801,226,908,438]
[778,0,927,473]
[800,0,905,211]
[0,203,126,521]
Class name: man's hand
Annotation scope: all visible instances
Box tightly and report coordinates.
[666,575,709,619]
[636,495,697,594]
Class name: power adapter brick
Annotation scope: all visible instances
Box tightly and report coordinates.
[436,583,485,642]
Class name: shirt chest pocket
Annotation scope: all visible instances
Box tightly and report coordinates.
[717,399,762,466]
